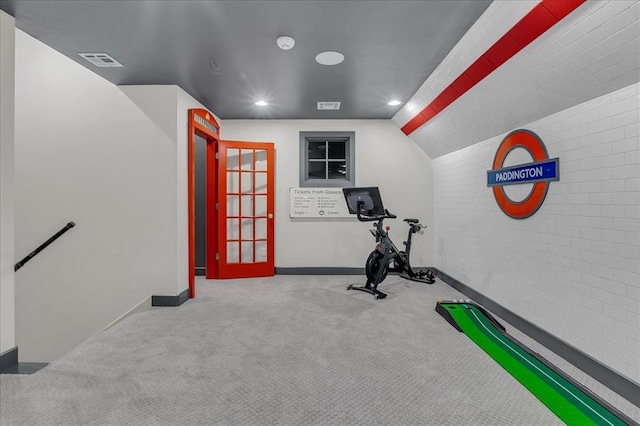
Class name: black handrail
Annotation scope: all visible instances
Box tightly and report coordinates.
[14,222,76,272]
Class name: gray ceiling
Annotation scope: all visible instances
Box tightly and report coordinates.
[1,0,492,120]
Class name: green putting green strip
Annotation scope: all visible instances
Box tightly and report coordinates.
[443,303,627,426]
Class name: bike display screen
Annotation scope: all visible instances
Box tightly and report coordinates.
[342,187,386,216]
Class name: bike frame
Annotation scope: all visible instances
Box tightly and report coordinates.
[346,198,434,299]
[370,217,422,273]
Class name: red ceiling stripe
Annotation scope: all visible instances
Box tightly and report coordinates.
[465,55,494,84]
[484,34,521,68]
[401,0,585,136]
[542,0,587,20]
[450,72,476,96]
[402,112,430,135]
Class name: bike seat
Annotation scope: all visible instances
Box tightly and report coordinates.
[403,218,419,224]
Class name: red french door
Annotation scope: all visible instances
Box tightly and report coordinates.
[217,140,275,278]
[188,110,275,294]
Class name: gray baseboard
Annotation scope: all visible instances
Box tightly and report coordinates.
[2,362,49,374]
[274,267,431,275]
[276,267,364,275]
[152,288,190,307]
[0,346,18,373]
[0,346,48,375]
[434,268,640,408]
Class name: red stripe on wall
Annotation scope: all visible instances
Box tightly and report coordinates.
[400,0,585,136]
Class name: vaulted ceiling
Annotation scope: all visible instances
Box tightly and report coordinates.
[2,1,638,159]
[0,0,491,120]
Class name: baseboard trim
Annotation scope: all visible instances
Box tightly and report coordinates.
[274,267,431,275]
[0,346,18,373]
[0,347,48,375]
[434,268,640,408]
[2,362,49,375]
[152,288,190,307]
[275,267,364,275]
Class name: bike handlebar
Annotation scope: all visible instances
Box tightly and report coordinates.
[355,201,397,222]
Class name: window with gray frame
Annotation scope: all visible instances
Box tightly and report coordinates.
[299,131,355,187]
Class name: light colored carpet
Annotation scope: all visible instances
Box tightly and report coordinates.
[1,275,637,425]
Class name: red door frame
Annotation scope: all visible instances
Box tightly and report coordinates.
[187,109,220,298]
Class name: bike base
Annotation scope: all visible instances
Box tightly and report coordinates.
[347,284,388,299]
[399,271,435,284]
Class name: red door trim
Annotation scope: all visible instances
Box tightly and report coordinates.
[401,0,585,135]
[205,140,218,279]
[188,109,220,298]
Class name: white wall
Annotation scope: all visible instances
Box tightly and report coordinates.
[119,86,216,296]
[14,32,184,361]
[221,120,434,268]
[119,85,193,296]
[0,10,16,355]
[433,83,639,383]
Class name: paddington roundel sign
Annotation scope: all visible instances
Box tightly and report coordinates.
[487,130,559,219]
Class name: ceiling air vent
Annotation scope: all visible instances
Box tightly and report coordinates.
[79,53,123,68]
[317,102,341,111]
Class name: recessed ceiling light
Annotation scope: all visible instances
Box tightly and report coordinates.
[276,36,295,50]
[315,51,344,66]
[388,100,402,106]
[255,100,268,106]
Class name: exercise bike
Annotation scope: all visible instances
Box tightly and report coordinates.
[343,187,435,299]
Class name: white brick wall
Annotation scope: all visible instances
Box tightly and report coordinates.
[433,82,640,382]
[397,0,639,160]
[393,0,536,127]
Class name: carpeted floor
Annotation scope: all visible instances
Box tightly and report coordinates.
[1,275,638,425]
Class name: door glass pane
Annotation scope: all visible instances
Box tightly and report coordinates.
[328,161,347,179]
[241,218,253,240]
[227,195,240,216]
[255,195,267,216]
[241,241,254,263]
[241,172,253,193]
[241,149,253,170]
[255,150,267,171]
[255,173,267,193]
[227,148,240,170]
[227,218,239,240]
[255,219,267,239]
[308,141,326,159]
[328,141,346,159]
[227,172,239,193]
[227,242,239,263]
[241,195,253,217]
[256,241,267,263]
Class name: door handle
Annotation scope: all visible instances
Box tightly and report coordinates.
[267,213,273,219]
